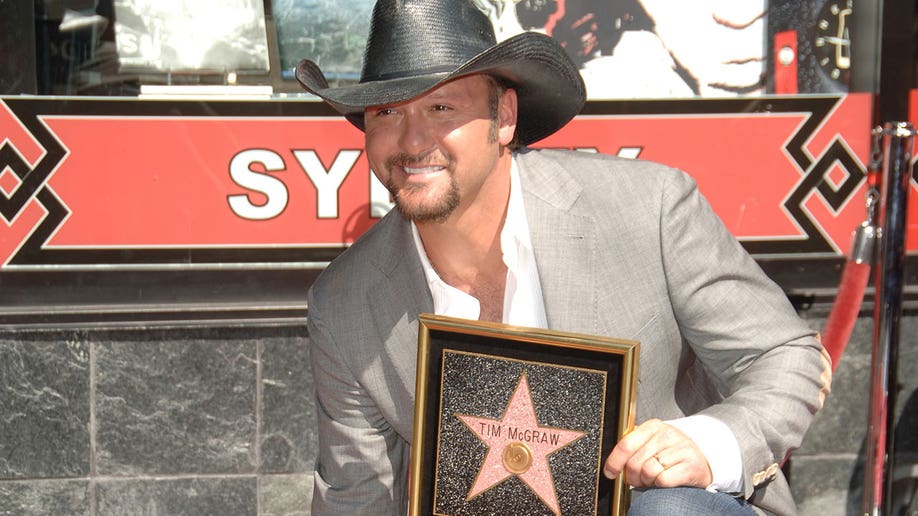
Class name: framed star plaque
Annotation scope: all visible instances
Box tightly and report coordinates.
[409,314,639,516]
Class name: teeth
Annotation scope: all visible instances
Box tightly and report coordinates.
[403,165,442,175]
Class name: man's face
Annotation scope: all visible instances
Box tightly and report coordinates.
[638,0,768,95]
[363,75,517,223]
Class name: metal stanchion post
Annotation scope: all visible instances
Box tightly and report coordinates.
[862,122,915,516]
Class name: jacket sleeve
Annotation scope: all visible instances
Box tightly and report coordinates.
[306,287,410,515]
[657,168,832,498]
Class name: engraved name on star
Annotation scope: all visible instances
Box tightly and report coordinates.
[455,371,586,515]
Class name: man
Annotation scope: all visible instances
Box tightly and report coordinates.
[296,0,831,514]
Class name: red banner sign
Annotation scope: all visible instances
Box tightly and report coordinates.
[1,94,914,270]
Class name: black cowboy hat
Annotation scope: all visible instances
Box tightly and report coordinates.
[295,0,586,146]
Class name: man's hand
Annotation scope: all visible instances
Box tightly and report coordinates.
[602,418,714,488]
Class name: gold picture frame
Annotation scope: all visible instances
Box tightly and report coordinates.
[409,314,639,516]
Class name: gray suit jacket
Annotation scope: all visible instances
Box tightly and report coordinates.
[306,148,829,515]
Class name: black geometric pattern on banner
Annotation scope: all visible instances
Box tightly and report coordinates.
[742,97,866,255]
[0,109,66,224]
[7,186,68,266]
[0,143,33,222]
[814,140,866,207]
[1,96,863,266]
[778,139,864,254]
[2,97,345,266]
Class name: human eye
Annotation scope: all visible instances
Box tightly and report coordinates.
[370,107,396,117]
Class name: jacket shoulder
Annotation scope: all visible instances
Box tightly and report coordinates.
[308,210,408,302]
[516,147,699,210]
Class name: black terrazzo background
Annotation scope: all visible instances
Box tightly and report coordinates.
[433,352,606,515]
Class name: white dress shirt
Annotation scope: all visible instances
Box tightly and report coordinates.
[410,158,547,327]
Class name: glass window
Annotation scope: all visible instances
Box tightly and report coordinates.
[2,0,881,98]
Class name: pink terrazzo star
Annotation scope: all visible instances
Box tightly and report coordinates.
[456,371,586,515]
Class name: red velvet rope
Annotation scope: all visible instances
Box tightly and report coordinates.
[822,260,872,371]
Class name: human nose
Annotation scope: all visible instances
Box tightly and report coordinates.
[396,111,434,155]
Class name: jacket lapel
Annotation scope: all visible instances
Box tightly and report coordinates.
[365,213,433,441]
[517,150,599,336]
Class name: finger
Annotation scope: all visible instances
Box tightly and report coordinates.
[603,419,666,479]
[648,448,688,487]
[621,428,686,484]
[651,458,710,489]
[651,459,688,488]
[624,431,699,487]
[636,452,669,487]
[647,444,713,489]
[635,448,691,488]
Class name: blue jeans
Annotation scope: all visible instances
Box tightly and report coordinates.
[628,487,757,516]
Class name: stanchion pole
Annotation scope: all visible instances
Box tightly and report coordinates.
[862,121,914,516]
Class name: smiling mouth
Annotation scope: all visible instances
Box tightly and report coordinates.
[402,164,445,175]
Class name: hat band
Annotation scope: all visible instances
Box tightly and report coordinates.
[361,64,459,84]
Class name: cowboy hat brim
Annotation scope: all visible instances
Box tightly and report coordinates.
[295,31,585,146]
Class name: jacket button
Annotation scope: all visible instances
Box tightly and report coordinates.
[765,463,779,479]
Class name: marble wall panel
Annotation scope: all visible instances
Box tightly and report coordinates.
[792,455,863,516]
[260,473,313,516]
[94,329,257,475]
[261,332,317,473]
[893,316,918,461]
[0,479,90,515]
[95,477,256,515]
[799,316,873,455]
[794,313,918,513]
[0,336,90,478]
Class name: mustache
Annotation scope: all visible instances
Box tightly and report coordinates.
[387,151,442,168]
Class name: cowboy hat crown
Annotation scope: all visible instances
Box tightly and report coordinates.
[295,0,585,145]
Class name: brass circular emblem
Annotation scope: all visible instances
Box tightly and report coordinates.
[502,442,533,474]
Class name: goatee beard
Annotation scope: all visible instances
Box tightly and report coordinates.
[388,178,460,224]
[385,152,460,223]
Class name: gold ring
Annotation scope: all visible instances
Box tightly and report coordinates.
[654,454,668,470]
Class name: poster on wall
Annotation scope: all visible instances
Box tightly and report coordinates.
[271,0,852,98]
[112,0,270,72]
[476,0,773,98]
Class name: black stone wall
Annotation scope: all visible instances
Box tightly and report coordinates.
[0,315,915,515]
[792,314,918,515]
[0,325,316,515]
